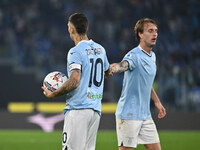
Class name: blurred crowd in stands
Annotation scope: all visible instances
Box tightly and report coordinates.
[0,0,200,111]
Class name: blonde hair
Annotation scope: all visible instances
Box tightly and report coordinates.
[134,18,157,42]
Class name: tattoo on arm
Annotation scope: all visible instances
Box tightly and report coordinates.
[53,70,81,97]
[111,60,129,73]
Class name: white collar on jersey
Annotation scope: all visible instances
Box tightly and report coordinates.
[138,45,152,57]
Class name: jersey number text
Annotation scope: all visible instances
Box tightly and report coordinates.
[88,58,103,87]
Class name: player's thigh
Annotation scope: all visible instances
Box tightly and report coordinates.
[87,111,100,139]
[85,111,100,150]
[138,118,160,145]
[62,109,92,150]
[116,118,143,148]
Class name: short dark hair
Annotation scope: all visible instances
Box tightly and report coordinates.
[69,13,88,35]
[134,18,157,42]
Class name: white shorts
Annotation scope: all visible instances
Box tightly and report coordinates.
[116,118,160,148]
[62,109,100,150]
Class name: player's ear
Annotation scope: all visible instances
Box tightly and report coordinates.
[68,23,75,34]
[69,23,76,34]
[138,32,143,39]
[71,26,76,34]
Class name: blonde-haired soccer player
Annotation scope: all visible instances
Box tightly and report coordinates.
[110,18,166,150]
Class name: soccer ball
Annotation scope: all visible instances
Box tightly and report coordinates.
[43,71,68,92]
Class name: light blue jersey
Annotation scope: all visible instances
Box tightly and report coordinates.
[116,45,156,120]
[64,40,109,115]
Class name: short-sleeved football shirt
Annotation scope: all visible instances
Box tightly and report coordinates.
[64,40,109,115]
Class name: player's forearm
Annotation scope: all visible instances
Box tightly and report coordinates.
[110,61,129,74]
[52,78,79,97]
[151,87,160,104]
[52,70,81,97]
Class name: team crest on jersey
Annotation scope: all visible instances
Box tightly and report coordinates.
[125,53,132,58]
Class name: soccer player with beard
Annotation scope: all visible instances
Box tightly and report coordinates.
[42,13,110,150]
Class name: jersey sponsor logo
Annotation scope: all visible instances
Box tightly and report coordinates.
[87,92,103,99]
[85,48,103,55]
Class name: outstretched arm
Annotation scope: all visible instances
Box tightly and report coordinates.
[110,60,129,75]
[105,68,111,78]
[151,87,166,119]
[42,69,81,99]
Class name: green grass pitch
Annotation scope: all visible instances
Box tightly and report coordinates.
[0,130,199,150]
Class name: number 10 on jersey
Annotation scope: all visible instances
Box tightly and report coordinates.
[88,58,103,87]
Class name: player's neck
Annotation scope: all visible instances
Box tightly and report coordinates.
[139,43,152,55]
[74,34,89,45]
